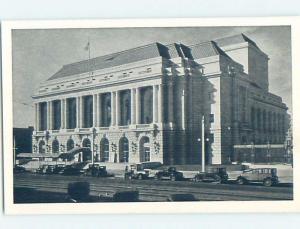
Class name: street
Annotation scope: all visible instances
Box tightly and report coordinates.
[14,173,293,202]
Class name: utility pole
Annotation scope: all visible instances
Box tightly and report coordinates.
[201,115,205,172]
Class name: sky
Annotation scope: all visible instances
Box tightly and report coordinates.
[12,26,292,128]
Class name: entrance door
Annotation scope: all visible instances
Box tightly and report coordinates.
[119,137,129,163]
[139,137,150,162]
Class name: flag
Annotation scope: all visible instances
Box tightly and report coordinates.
[84,41,90,51]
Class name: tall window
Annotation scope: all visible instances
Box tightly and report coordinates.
[39,140,46,154]
[53,100,61,130]
[83,96,93,128]
[101,93,111,127]
[39,102,47,131]
[251,107,255,129]
[140,136,150,162]
[120,90,131,125]
[268,111,272,132]
[263,110,267,133]
[67,98,76,129]
[100,138,109,162]
[257,109,261,131]
[119,137,129,163]
[67,139,75,151]
[52,139,59,154]
[239,86,246,122]
[140,87,153,124]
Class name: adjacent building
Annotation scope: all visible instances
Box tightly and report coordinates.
[32,34,289,165]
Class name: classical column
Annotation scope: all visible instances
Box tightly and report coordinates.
[64,99,68,129]
[116,91,120,126]
[157,84,164,123]
[49,101,53,130]
[152,85,158,123]
[135,87,141,124]
[76,97,80,128]
[47,101,50,130]
[60,99,65,129]
[97,94,102,127]
[111,92,116,126]
[34,103,39,131]
[80,96,84,128]
[93,94,97,127]
[130,88,136,124]
[167,81,174,124]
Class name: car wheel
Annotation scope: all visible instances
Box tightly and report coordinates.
[213,175,221,184]
[193,176,200,182]
[170,175,176,181]
[263,178,273,187]
[154,175,159,180]
[237,177,245,185]
[138,174,143,180]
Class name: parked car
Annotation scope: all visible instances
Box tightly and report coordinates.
[52,164,66,174]
[59,163,86,176]
[155,167,184,181]
[193,167,228,183]
[45,165,56,174]
[13,165,27,173]
[236,168,279,186]
[85,164,114,177]
[124,164,150,180]
[36,165,48,174]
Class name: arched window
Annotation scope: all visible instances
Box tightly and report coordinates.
[140,87,153,124]
[67,139,75,151]
[119,137,129,163]
[100,138,109,162]
[139,136,150,162]
[82,138,91,161]
[82,138,91,149]
[52,139,59,154]
[39,140,46,154]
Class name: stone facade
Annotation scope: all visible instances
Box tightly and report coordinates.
[32,34,289,165]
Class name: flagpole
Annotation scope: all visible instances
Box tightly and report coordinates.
[88,37,91,78]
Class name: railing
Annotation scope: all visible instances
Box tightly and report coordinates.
[136,124,151,128]
[119,125,129,130]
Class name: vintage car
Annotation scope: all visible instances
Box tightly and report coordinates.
[155,167,184,181]
[124,163,151,180]
[59,163,87,176]
[45,165,56,174]
[84,164,114,177]
[52,164,66,174]
[36,165,48,174]
[193,167,228,183]
[236,168,279,186]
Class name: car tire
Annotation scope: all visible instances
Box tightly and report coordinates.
[193,176,200,182]
[263,178,273,187]
[170,175,176,181]
[237,177,245,185]
[213,175,221,184]
[138,174,143,180]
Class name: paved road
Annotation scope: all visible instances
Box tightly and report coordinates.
[14,173,293,202]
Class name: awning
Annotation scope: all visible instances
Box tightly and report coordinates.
[58,147,91,160]
[17,153,60,158]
